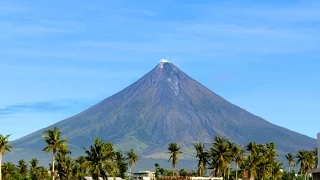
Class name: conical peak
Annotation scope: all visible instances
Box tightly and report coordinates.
[159,59,171,68]
[160,59,170,63]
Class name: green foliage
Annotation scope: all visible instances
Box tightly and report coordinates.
[167,142,182,176]
[125,148,138,178]
[208,135,234,178]
[1,132,319,180]
[42,127,68,180]
[83,138,119,180]
[179,169,187,176]
[193,142,208,176]
[115,151,128,179]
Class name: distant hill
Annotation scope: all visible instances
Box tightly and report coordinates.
[7,60,316,167]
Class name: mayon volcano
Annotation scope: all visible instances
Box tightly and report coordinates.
[9,60,315,163]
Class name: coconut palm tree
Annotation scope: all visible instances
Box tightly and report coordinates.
[116,151,128,179]
[242,141,261,180]
[83,138,118,180]
[72,156,87,180]
[29,158,39,180]
[55,151,73,179]
[286,153,295,172]
[242,153,259,180]
[38,166,50,180]
[167,142,182,176]
[313,148,318,168]
[42,127,68,180]
[296,149,314,180]
[0,134,13,180]
[2,162,16,180]
[193,142,207,176]
[209,135,233,177]
[233,145,245,180]
[17,159,28,179]
[270,161,283,180]
[258,142,277,180]
[126,149,139,179]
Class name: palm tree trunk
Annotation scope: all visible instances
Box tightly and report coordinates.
[129,166,132,180]
[0,153,2,180]
[236,162,238,180]
[228,164,230,180]
[52,152,55,180]
[288,165,290,173]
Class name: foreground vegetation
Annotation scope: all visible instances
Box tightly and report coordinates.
[0,128,318,180]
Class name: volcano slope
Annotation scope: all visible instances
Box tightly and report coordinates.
[9,60,316,165]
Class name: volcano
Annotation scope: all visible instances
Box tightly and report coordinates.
[10,60,316,161]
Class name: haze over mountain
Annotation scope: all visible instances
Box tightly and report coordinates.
[9,60,316,164]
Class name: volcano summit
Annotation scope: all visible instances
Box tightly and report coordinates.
[11,60,315,160]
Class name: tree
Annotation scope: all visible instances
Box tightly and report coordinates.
[0,134,13,180]
[42,127,68,180]
[270,161,283,180]
[209,135,233,177]
[29,158,39,180]
[286,153,295,172]
[233,145,245,180]
[115,151,128,179]
[2,162,16,180]
[17,159,28,179]
[155,163,160,179]
[55,151,73,179]
[193,142,207,177]
[126,149,139,179]
[38,166,50,180]
[71,156,87,180]
[167,142,182,176]
[179,169,187,176]
[296,149,315,180]
[313,148,318,168]
[83,138,118,180]
[242,141,260,180]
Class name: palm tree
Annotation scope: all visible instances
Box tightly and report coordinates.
[83,138,118,180]
[242,153,259,180]
[126,149,139,179]
[296,149,314,180]
[42,127,68,180]
[17,159,28,179]
[286,153,295,172]
[38,166,49,180]
[167,142,182,176]
[313,148,318,168]
[242,141,260,180]
[116,151,128,179]
[55,151,73,179]
[233,145,244,180]
[270,161,283,180]
[0,134,13,180]
[2,162,16,180]
[193,142,207,177]
[72,156,87,180]
[258,142,277,180]
[29,158,39,180]
[209,135,233,177]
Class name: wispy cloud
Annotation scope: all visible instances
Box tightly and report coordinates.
[0,100,88,115]
[0,5,28,15]
[0,22,76,38]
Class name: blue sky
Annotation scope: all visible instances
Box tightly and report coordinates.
[1,0,320,140]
